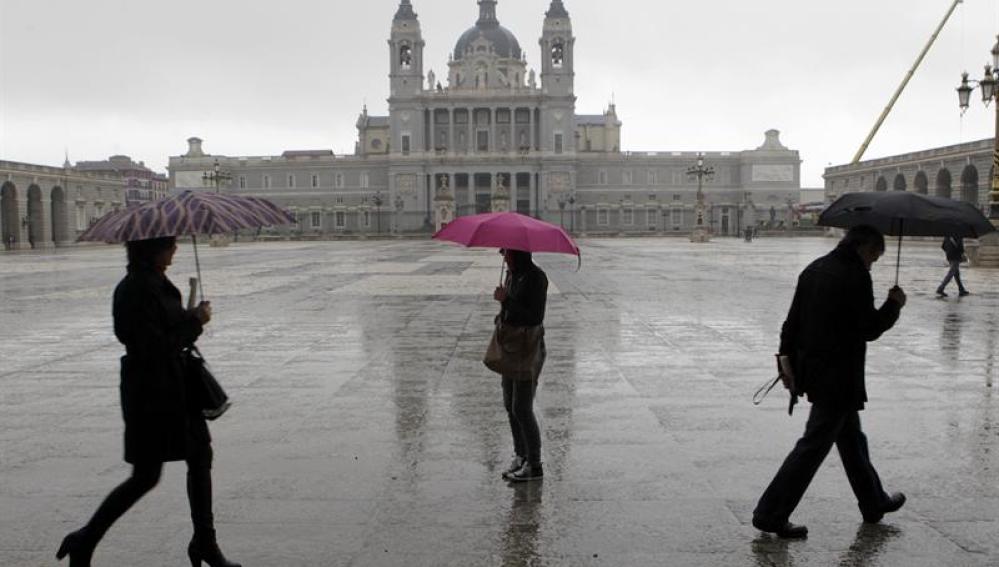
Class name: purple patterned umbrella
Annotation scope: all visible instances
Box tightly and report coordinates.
[78,190,296,299]
[78,190,295,243]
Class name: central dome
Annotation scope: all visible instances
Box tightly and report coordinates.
[453,0,522,61]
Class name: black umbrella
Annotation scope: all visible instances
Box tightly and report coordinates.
[817,192,995,284]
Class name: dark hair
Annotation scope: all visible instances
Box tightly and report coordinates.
[126,236,176,268]
[840,225,885,252]
[507,249,533,272]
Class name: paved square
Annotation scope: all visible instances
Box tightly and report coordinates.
[1,237,997,566]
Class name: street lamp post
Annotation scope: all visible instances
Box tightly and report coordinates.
[373,192,383,234]
[202,159,232,195]
[687,153,714,242]
[957,35,999,266]
[202,159,234,244]
[568,192,576,233]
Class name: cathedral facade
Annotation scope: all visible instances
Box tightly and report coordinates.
[169,0,801,237]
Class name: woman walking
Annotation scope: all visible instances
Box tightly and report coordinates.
[57,236,239,567]
[494,249,548,482]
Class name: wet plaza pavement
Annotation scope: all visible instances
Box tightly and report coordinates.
[1,236,998,566]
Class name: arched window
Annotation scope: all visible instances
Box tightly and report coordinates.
[399,44,412,69]
[551,41,564,67]
[874,176,887,192]
[961,164,979,204]
[935,169,952,199]
[892,173,906,192]
[914,171,928,195]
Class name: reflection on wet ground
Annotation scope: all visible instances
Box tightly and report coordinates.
[1,238,997,565]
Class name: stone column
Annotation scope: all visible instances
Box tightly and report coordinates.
[429,108,436,151]
[527,173,535,217]
[468,108,474,153]
[528,108,535,152]
[491,108,497,153]
[15,197,29,250]
[37,199,54,249]
[448,108,454,155]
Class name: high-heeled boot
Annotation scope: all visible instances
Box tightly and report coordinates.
[56,527,95,567]
[187,529,241,567]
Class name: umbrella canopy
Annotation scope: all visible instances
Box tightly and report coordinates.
[817,192,995,238]
[78,190,296,301]
[432,212,580,256]
[78,190,296,243]
[818,191,996,285]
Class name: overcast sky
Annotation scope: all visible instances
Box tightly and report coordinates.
[1,0,997,187]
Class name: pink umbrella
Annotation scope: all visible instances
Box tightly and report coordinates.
[432,212,581,279]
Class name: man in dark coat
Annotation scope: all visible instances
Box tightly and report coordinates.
[752,225,907,539]
[936,236,970,297]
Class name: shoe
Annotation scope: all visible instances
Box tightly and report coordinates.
[959,290,971,297]
[752,517,808,539]
[936,290,948,297]
[188,531,241,567]
[56,528,94,567]
[501,456,526,479]
[862,492,906,524]
[506,462,543,482]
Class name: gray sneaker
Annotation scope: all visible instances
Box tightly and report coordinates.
[501,456,526,479]
[507,462,543,482]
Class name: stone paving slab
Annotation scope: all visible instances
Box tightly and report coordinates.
[1,237,997,566]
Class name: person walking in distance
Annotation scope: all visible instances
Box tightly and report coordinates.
[752,225,907,539]
[57,236,240,567]
[936,235,970,297]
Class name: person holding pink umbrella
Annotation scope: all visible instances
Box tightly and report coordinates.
[493,248,549,482]
[434,212,577,482]
[433,212,582,482]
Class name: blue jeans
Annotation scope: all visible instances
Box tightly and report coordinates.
[937,260,966,293]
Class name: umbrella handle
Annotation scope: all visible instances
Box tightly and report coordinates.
[192,234,206,302]
[895,220,903,287]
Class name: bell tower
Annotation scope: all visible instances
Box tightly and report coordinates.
[539,0,575,155]
[389,0,424,98]
[539,0,574,97]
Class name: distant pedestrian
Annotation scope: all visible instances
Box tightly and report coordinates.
[57,236,240,567]
[492,249,548,482]
[936,236,969,297]
[752,225,907,539]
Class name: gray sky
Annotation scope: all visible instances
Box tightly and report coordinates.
[1,0,997,187]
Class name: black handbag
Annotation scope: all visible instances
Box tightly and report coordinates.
[184,346,231,421]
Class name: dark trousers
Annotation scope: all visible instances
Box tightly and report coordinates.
[754,404,889,524]
[503,375,541,465]
[938,260,966,293]
[83,435,215,544]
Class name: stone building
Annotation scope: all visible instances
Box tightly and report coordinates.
[169,0,801,237]
[823,138,994,208]
[1,160,125,250]
[74,155,169,207]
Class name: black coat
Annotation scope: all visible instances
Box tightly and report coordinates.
[501,263,548,327]
[779,244,902,410]
[942,236,965,263]
[113,266,205,464]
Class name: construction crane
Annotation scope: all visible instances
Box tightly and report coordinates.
[852,0,964,164]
